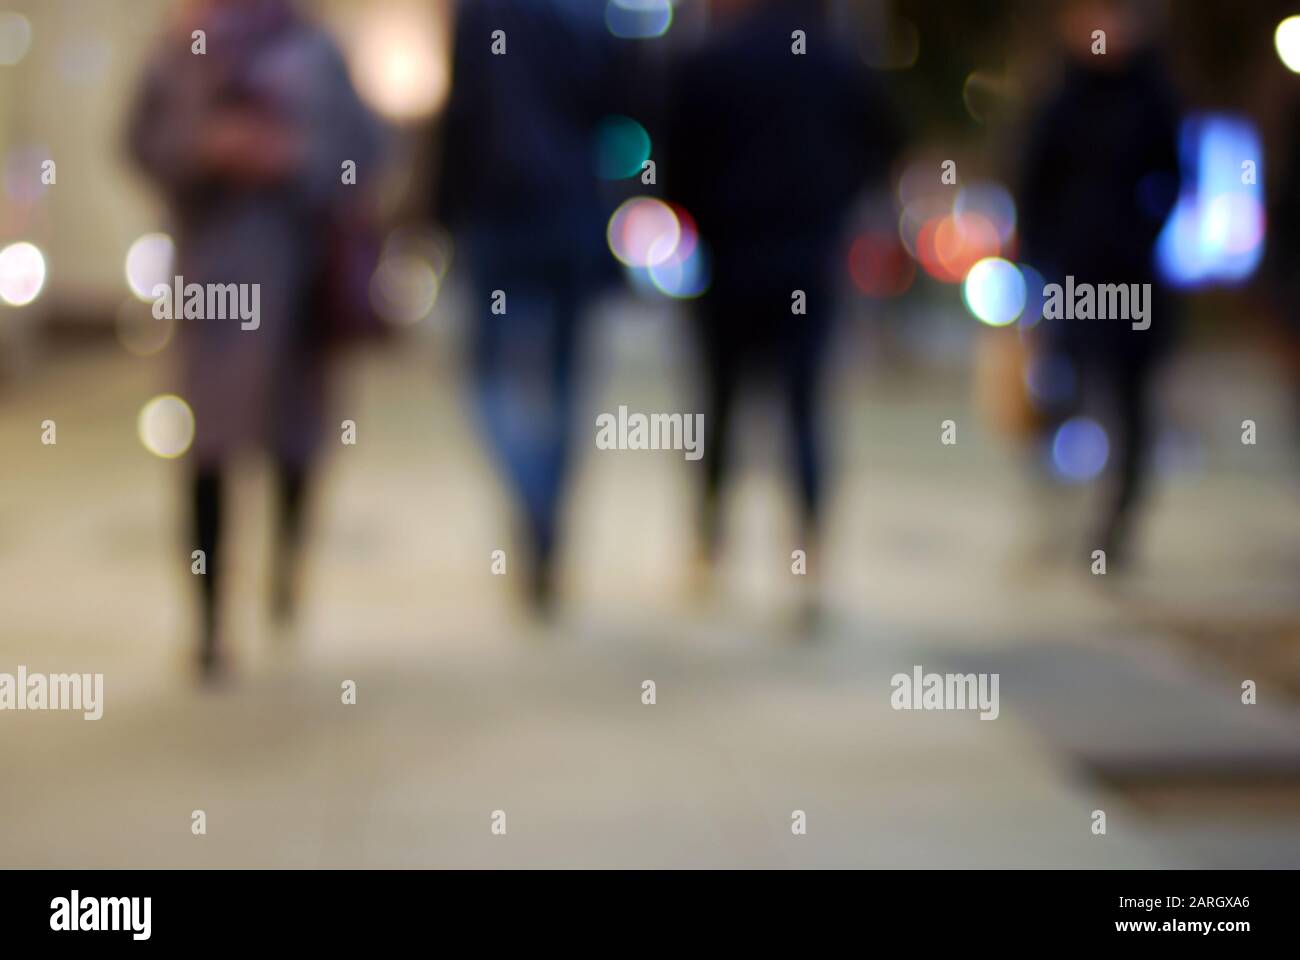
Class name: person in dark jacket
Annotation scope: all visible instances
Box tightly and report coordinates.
[1018,0,1181,568]
[667,0,900,591]
[435,0,622,613]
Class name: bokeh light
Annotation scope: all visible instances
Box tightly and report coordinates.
[915,212,1001,283]
[607,197,681,268]
[345,1,449,121]
[961,71,1019,125]
[962,257,1026,327]
[935,212,1000,277]
[647,251,708,298]
[955,182,1017,245]
[116,298,176,358]
[898,193,951,260]
[0,241,46,306]
[0,11,31,66]
[3,145,52,205]
[622,205,709,299]
[897,169,1020,286]
[605,0,673,40]
[1016,263,1046,329]
[1156,113,1265,288]
[137,395,195,460]
[125,233,174,302]
[594,115,652,180]
[368,227,449,326]
[848,231,914,297]
[896,160,941,208]
[1276,16,1300,72]
[648,236,709,300]
[1051,416,1109,483]
[370,253,439,326]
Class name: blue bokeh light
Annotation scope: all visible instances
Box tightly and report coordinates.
[1050,416,1109,483]
[1156,113,1265,289]
[605,0,673,40]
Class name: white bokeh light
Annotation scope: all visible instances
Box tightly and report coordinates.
[607,197,681,268]
[125,233,175,302]
[0,12,32,66]
[0,241,47,306]
[138,395,196,460]
[962,257,1026,327]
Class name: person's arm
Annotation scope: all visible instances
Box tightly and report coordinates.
[126,50,204,194]
[127,42,303,193]
[292,30,387,207]
[199,108,304,185]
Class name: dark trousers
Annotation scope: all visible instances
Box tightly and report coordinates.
[695,290,831,550]
[192,461,309,662]
[1046,346,1160,557]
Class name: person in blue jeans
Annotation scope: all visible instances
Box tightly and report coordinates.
[465,266,583,612]
[435,0,623,613]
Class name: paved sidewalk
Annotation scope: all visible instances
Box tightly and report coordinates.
[1,326,1298,867]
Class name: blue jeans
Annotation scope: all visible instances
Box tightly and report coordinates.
[469,273,583,565]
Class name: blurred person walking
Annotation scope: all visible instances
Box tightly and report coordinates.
[434,0,621,614]
[1267,94,1300,453]
[1017,0,1181,570]
[129,0,385,679]
[666,0,899,608]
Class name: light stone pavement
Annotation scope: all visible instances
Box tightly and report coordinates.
[2,308,1299,868]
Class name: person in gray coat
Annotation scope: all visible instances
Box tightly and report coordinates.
[128,0,384,679]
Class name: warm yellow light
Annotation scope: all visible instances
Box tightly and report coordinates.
[345,2,449,122]
[1276,16,1300,73]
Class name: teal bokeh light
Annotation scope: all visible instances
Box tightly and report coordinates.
[594,115,652,180]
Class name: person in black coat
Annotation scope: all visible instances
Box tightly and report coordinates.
[666,0,900,579]
[1018,1,1181,567]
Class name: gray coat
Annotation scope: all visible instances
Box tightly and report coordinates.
[128,7,382,466]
